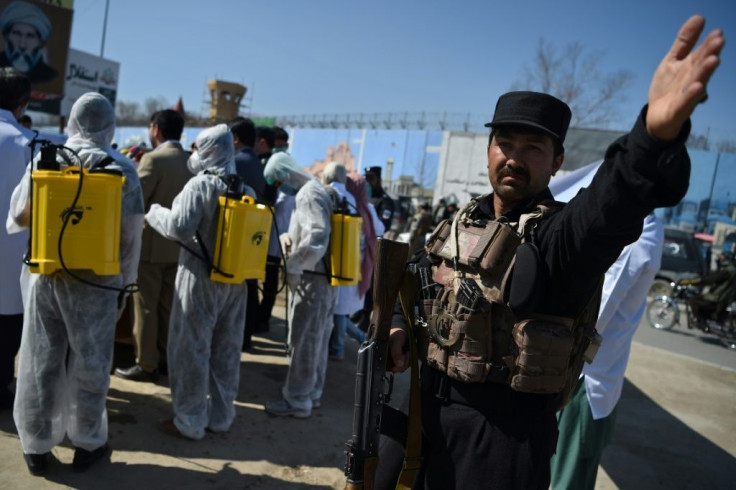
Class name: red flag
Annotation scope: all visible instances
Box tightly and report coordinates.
[173,96,185,116]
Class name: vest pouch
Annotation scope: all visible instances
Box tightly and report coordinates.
[425,338,448,373]
[420,298,436,322]
[431,220,520,278]
[445,306,492,384]
[510,316,575,394]
[426,219,451,257]
[476,222,521,277]
[424,297,448,373]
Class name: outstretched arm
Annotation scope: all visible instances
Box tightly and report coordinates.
[647,15,725,141]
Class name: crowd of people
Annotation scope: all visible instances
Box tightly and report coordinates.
[0,65,399,475]
[0,13,727,489]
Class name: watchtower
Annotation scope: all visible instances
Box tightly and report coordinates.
[207,80,247,122]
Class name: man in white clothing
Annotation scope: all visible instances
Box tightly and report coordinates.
[263,152,337,418]
[550,212,664,489]
[322,162,358,362]
[0,67,31,410]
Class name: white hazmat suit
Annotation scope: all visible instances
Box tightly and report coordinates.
[7,93,144,456]
[263,153,336,416]
[145,124,251,440]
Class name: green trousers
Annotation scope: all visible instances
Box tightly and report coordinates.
[550,378,618,490]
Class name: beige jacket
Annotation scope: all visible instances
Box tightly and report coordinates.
[138,142,192,263]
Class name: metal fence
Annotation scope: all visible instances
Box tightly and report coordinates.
[273,111,491,133]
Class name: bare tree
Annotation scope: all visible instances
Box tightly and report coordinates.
[716,139,736,154]
[687,133,710,150]
[144,96,169,117]
[115,100,143,125]
[513,39,634,128]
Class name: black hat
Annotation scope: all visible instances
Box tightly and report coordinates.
[485,91,572,144]
[364,166,382,178]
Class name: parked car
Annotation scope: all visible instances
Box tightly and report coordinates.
[649,227,706,296]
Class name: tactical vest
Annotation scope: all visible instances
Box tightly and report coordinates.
[417,195,602,407]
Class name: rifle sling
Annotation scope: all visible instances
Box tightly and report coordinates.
[395,271,423,488]
[379,404,408,445]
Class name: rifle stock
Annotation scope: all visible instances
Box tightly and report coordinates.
[345,238,409,489]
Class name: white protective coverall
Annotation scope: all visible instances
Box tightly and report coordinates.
[145,124,252,440]
[264,153,336,412]
[7,93,144,454]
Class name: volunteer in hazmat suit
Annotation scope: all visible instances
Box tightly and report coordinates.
[263,152,336,418]
[321,162,360,361]
[6,92,144,475]
[145,124,251,440]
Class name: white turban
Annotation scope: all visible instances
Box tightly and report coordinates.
[0,1,51,41]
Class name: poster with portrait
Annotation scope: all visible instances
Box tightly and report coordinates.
[0,0,73,114]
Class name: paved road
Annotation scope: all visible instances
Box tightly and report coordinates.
[634,299,736,371]
[1,297,735,489]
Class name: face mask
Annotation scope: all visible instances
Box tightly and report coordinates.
[366,185,373,199]
[187,152,205,175]
[280,183,298,196]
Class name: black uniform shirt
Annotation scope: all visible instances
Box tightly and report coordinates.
[394,106,691,327]
[371,187,395,232]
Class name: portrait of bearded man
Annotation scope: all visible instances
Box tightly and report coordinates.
[0,1,57,84]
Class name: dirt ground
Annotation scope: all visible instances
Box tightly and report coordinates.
[0,296,734,489]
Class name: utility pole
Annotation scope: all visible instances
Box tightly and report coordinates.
[706,152,721,232]
[100,0,110,57]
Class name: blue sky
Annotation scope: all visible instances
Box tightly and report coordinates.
[69,0,735,142]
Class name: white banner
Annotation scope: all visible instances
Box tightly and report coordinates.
[433,132,491,205]
[61,48,120,118]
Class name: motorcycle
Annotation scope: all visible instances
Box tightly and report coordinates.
[646,279,736,350]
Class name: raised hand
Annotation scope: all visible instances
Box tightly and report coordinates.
[647,15,725,141]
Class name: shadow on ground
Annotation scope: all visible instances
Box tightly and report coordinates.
[0,315,358,489]
[601,379,735,489]
[40,461,334,490]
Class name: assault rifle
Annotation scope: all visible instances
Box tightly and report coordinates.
[345,238,409,490]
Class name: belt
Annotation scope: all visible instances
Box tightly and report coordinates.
[420,364,557,413]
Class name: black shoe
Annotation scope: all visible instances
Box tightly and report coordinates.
[158,362,168,377]
[72,444,111,472]
[24,452,50,476]
[114,365,158,382]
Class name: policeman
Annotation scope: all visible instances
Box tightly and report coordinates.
[364,166,394,232]
[388,16,724,490]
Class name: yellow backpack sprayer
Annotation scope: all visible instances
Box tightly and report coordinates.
[23,139,137,306]
[183,175,272,284]
[328,196,363,286]
[210,178,273,283]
